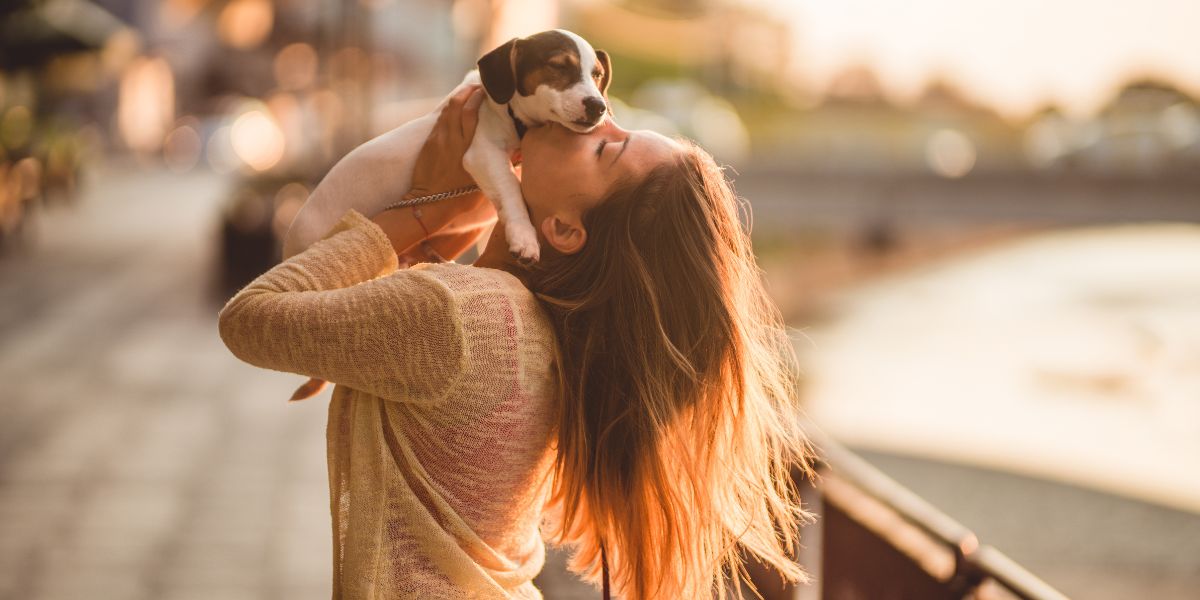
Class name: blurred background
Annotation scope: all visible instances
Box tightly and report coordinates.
[0,0,1198,598]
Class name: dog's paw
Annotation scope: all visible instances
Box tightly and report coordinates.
[505,222,541,265]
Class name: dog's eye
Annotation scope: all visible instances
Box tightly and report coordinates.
[593,70,603,79]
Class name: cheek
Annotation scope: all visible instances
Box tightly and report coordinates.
[518,164,555,214]
[521,158,588,214]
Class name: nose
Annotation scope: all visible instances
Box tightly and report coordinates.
[582,96,607,122]
[593,113,624,136]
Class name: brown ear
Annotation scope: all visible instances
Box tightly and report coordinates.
[477,39,517,104]
[595,49,613,100]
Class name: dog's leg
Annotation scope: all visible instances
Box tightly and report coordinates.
[463,142,540,264]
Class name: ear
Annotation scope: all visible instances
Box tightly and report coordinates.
[540,214,587,255]
[595,49,613,102]
[477,39,517,104]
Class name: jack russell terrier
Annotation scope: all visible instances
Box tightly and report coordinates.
[282,29,613,401]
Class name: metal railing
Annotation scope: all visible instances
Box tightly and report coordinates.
[796,428,1071,600]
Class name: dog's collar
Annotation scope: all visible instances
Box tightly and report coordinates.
[506,105,528,140]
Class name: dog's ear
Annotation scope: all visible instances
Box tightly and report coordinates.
[595,49,613,101]
[478,38,517,104]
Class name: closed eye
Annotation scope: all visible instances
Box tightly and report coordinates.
[595,140,607,158]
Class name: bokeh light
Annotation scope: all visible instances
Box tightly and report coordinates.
[329,46,370,83]
[1160,103,1200,148]
[230,109,285,171]
[205,125,239,174]
[925,128,977,177]
[217,0,274,50]
[1024,117,1068,169]
[118,56,175,153]
[163,120,203,172]
[273,43,318,91]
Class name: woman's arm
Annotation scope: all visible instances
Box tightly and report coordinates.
[218,208,466,404]
[283,85,494,261]
[218,86,505,402]
[370,85,497,263]
[373,187,498,262]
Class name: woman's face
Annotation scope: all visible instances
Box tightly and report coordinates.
[519,116,681,234]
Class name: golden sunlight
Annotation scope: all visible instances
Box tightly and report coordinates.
[218,0,274,50]
[757,0,1200,119]
[230,109,285,171]
[117,57,175,153]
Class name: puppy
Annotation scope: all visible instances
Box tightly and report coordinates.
[283,29,614,402]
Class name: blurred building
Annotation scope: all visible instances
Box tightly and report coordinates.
[0,0,136,242]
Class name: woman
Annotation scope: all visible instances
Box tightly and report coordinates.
[218,85,816,599]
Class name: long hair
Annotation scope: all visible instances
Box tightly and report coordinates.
[527,139,818,599]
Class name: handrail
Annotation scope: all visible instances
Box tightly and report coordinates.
[804,421,1070,600]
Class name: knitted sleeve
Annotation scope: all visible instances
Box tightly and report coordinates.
[217,208,466,404]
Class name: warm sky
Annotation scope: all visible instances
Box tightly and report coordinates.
[748,0,1200,119]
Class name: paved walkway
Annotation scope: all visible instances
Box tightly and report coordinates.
[0,163,597,599]
[0,163,332,600]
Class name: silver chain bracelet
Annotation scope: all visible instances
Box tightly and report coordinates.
[382,185,481,211]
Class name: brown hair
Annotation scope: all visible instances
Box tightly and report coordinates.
[527,139,817,599]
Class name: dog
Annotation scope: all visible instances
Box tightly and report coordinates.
[282,29,613,402]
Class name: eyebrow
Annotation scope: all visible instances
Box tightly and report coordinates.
[611,133,632,166]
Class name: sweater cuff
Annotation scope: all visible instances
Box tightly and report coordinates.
[320,208,399,273]
[320,207,369,239]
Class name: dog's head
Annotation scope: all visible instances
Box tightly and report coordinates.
[477,29,612,133]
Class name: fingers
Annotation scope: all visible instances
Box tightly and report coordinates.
[440,84,480,142]
[461,88,484,140]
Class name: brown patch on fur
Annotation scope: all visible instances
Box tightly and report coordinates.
[594,49,612,97]
[515,30,582,96]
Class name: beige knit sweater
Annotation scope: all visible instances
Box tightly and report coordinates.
[218,208,560,599]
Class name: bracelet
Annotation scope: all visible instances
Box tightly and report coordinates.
[409,206,447,263]
[382,184,481,211]
[389,186,478,264]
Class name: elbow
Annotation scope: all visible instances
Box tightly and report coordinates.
[280,219,307,261]
[216,300,247,360]
[281,217,312,260]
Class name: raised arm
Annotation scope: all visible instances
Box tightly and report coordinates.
[219,208,466,404]
[280,115,435,260]
[281,84,491,260]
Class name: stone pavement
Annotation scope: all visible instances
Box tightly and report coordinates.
[0,162,596,600]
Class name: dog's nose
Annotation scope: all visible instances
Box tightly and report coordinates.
[583,97,607,122]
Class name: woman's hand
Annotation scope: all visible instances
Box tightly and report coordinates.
[406,84,486,199]
[371,84,498,262]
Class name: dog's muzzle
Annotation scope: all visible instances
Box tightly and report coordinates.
[580,96,607,125]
